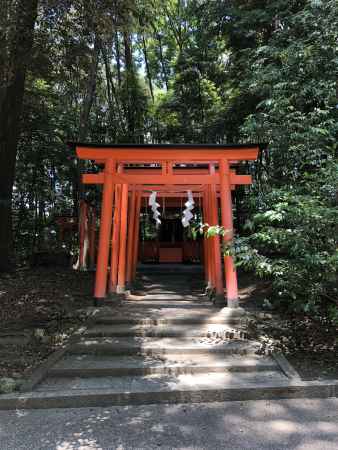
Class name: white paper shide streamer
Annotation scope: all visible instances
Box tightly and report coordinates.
[182,190,194,227]
[149,191,161,228]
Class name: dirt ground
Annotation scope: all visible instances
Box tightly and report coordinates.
[0,268,93,389]
[238,273,338,380]
[0,268,337,391]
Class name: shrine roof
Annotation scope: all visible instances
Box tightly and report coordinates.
[68,142,267,150]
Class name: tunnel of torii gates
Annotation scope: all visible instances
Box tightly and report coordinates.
[72,143,262,308]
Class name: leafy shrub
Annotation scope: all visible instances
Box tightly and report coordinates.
[203,167,338,321]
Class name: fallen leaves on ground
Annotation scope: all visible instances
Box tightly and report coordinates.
[0,267,93,383]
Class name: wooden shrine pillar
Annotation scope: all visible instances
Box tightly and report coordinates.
[89,206,96,270]
[94,159,115,298]
[126,188,137,285]
[207,187,216,290]
[74,142,259,304]
[205,185,217,290]
[131,191,142,282]
[109,183,122,293]
[78,200,88,270]
[202,192,209,285]
[219,159,239,308]
[209,165,225,306]
[117,183,129,293]
[203,190,212,288]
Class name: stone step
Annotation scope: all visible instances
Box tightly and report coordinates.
[92,308,246,326]
[131,290,204,296]
[36,370,287,392]
[139,283,204,290]
[48,354,279,377]
[84,324,248,339]
[3,378,338,410]
[138,265,203,274]
[68,337,260,356]
[129,294,205,301]
[93,316,243,327]
[2,272,316,412]
[120,301,215,308]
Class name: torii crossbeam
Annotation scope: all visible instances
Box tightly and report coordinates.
[71,143,261,308]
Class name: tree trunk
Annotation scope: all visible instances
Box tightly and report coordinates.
[157,32,168,90]
[74,35,100,269]
[141,35,154,102]
[75,34,100,205]
[114,32,122,87]
[0,0,38,271]
[100,40,126,131]
[78,36,100,143]
[123,31,135,139]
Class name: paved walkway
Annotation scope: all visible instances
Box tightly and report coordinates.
[1,398,338,449]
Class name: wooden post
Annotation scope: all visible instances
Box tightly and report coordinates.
[117,183,129,293]
[109,183,122,293]
[126,188,136,285]
[89,206,96,269]
[132,191,142,282]
[210,164,225,306]
[202,191,211,287]
[94,159,115,299]
[219,159,239,308]
[78,200,87,270]
[206,186,216,289]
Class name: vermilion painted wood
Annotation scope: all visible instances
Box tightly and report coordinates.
[131,192,141,281]
[136,184,205,191]
[93,159,245,165]
[94,159,115,298]
[126,189,137,284]
[75,144,259,301]
[208,187,217,290]
[126,168,209,175]
[117,183,129,293]
[82,173,252,185]
[219,159,239,306]
[205,187,215,289]
[209,165,224,298]
[78,200,87,270]
[202,191,209,284]
[109,184,121,293]
[76,146,259,161]
[57,217,77,242]
[159,247,183,263]
[89,207,96,270]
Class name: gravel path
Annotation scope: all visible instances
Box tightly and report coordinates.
[1,398,338,449]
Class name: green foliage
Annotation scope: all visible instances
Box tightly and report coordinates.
[240,0,337,181]
[233,0,338,320]
[202,164,338,320]
[245,180,338,318]
[153,72,225,143]
[6,0,337,323]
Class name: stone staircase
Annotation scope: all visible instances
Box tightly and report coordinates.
[1,271,308,409]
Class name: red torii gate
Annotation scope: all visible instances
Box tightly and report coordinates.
[72,143,260,308]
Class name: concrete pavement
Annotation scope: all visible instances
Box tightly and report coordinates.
[0,398,338,449]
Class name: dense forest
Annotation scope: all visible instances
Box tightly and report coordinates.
[0,0,337,319]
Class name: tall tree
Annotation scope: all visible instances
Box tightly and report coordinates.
[0,0,39,270]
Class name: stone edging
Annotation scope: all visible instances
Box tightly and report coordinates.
[0,379,337,410]
[271,352,302,380]
[19,308,98,393]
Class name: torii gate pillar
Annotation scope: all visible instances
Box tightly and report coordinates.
[72,142,262,307]
[220,159,239,308]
